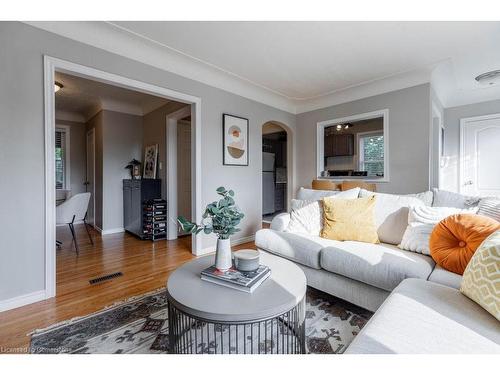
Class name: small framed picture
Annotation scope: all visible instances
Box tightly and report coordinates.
[223,114,249,166]
[143,144,158,179]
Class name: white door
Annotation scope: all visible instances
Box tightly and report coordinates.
[177,120,192,234]
[86,129,95,225]
[461,114,500,196]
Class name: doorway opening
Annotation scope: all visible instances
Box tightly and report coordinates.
[44,56,202,300]
[262,121,290,224]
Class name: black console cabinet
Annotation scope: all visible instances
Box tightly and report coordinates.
[123,179,161,239]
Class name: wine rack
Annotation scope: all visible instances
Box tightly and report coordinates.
[142,199,167,241]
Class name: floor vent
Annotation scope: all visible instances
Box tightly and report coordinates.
[89,272,123,285]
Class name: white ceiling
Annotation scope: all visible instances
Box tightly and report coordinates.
[30,21,500,113]
[55,71,170,121]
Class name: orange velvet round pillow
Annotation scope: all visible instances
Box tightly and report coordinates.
[430,214,500,275]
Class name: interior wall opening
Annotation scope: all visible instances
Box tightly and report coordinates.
[262,121,290,224]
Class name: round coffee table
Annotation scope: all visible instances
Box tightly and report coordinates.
[166,250,307,354]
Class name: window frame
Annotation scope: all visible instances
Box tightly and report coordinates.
[357,131,385,177]
[55,124,71,191]
[316,109,389,182]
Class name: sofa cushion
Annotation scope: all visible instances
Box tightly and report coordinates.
[296,187,360,201]
[427,265,463,289]
[255,229,334,269]
[269,212,291,231]
[359,189,427,245]
[478,197,500,222]
[320,241,435,291]
[345,279,500,354]
[432,188,480,208]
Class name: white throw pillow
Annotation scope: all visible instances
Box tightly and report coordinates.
[478,197,500,222]
[296,187,360,201]
[399,206,478,255]
[285,199,323,235]
[432,188,480,209]
[405,190,434,206]
[358,189,429,245]
[286,188,360,235]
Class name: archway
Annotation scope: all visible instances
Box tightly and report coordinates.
[262,121,293,224]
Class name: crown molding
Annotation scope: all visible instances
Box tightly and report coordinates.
[25,21,295,113]
[26,21,438,115]
[55,110,86,123]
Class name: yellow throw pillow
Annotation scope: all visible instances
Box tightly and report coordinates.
[460,230,500,321]
[320,196,379,243]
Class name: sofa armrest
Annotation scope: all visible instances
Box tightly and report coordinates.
[270,212,291,232]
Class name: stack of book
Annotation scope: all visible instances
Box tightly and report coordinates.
[201,264,271,293]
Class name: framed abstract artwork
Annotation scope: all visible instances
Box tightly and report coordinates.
[223,114,249,166]
[143,144,158,179]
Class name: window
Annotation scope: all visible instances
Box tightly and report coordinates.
[358,132,384,177]
[55,126,70,190]
[317,109,388,180]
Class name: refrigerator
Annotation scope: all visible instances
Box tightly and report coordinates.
[262,152,275,215]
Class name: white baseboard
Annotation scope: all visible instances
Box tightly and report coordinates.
[100,227,125,235]
[196,235,255,257]
[0,290,47,313]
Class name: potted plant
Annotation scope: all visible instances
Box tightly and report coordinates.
[178,186,244,271]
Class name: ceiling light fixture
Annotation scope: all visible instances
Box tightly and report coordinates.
[475,70,500,86]
[54,81,63,93]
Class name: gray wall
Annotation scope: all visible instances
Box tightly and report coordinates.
[55,119,87,196]
[295,84,432,194]
[0,22,295,301]
[442,99,500,192]
[143,101,188,198]
[102,110,143,231]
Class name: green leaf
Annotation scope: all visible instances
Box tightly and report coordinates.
[228,190,234,197]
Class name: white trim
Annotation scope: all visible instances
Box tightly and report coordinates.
[100,227,125,235]
[430,102,443,189]
[356,130,384,174]
[166,106,192,241]
[459,112,500,194]
[86,128,96,226]
[55,124,71,191]
[197,235,256,257]
[316,109,390,183]
[43,55,203,309]
[0,290,47,313]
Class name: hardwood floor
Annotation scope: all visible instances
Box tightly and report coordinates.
[0,224,255,352]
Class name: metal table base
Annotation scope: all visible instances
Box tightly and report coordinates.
[167,297,306,354]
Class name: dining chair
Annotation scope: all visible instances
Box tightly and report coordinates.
[56,192,93,254]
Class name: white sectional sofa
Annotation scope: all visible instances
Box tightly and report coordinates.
[256,205,460,312]
[255,187,500,353]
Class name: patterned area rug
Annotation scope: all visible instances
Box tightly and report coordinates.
[30,287,372,354]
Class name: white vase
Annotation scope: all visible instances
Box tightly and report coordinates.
[215,238,232,272]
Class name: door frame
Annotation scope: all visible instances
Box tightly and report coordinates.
[166,106,192,240]
[44,55,203,299]
[459,112,500,194]
[86,128,96,227]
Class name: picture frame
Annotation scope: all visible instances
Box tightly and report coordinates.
[223,114,249,166]
[143,144,158,179]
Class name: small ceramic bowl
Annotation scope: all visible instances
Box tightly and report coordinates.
[233,249,260,272]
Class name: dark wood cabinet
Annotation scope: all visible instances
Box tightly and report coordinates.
[324,133,354,157]
[123,179,161,239]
